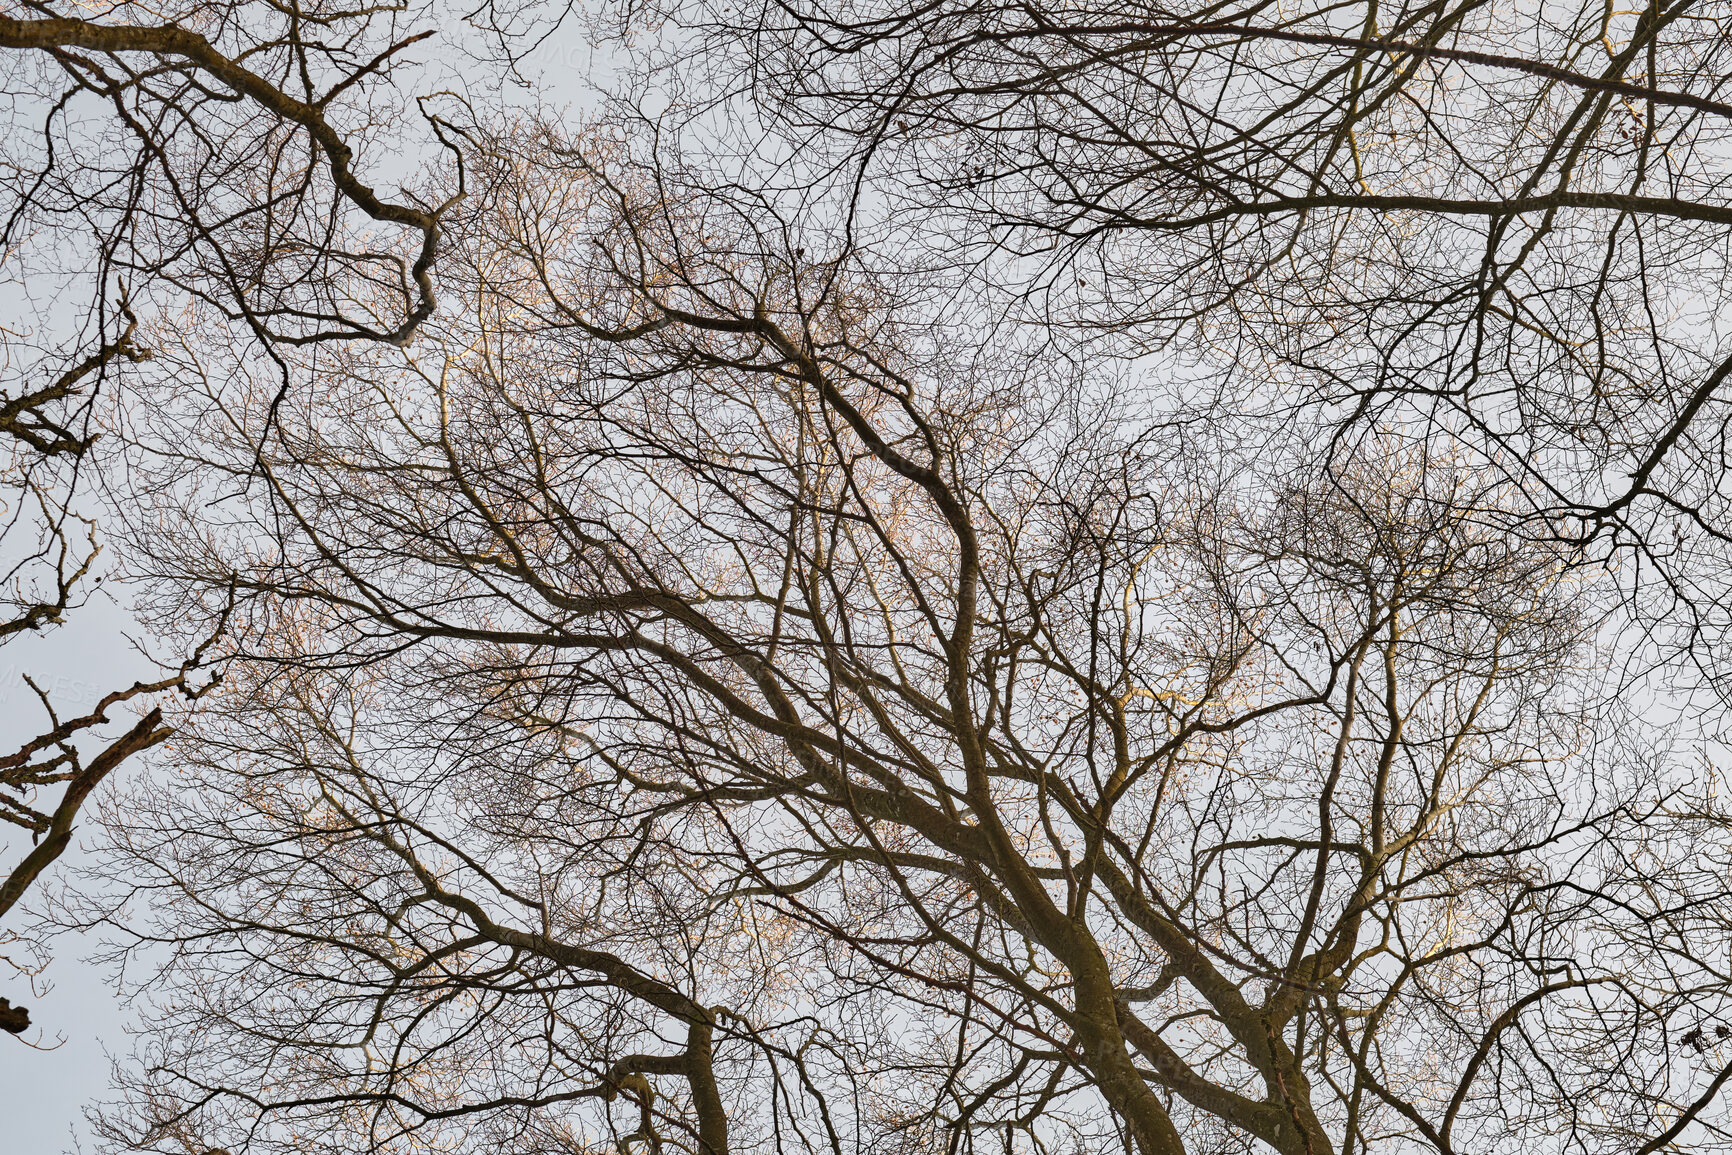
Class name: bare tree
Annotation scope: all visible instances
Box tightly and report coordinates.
[67,119,1732,1155]
[0,0,464,346]
[0,0,472,1013]
[16,0,1732,1148]
[700,0,1732,656]
[0,308,194,1026]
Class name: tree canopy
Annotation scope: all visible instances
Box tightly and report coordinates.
[8,2,1732,1154]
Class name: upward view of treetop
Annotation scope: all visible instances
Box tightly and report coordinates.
[8,1,1732,1154]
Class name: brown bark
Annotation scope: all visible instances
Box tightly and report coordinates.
[0,708,170,920]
